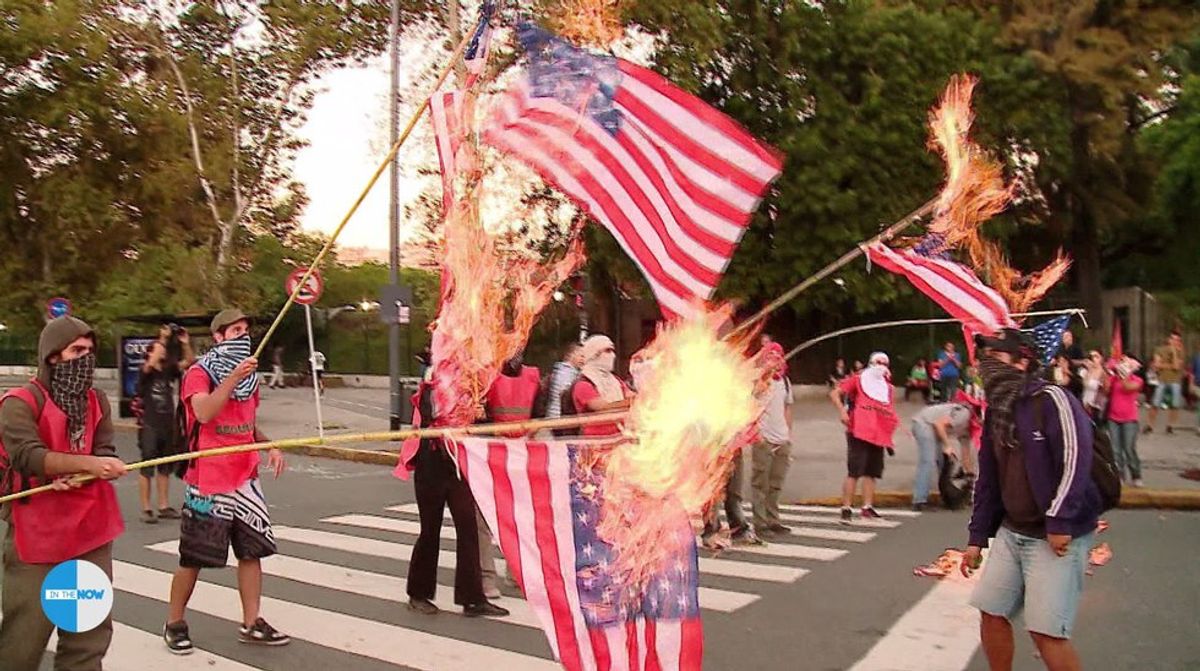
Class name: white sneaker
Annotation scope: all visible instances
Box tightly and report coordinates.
[1132,478,1145,488]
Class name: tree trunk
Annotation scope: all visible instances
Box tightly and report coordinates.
[1071,209,1104,333]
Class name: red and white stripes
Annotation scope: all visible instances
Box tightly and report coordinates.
[483,61,782,319]
[457,438,701,671]
[867,243,1015,334]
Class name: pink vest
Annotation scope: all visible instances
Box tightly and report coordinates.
[5,382,124,563]
[849,376,899,449]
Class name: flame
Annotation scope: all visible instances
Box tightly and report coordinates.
[927,75,1012,249]
[924,74,1071,316]
[592,306,765,588]
[546,0,627,47]
[428,96,585,427]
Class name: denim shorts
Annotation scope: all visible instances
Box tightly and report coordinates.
[969,526,1093,638]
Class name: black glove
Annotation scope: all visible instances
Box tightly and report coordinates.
[886,447,896,457]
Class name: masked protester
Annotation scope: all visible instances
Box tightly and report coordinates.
[570,335,633,437]
[476,353,540,597]
[961,328,1101,671]
[0,316,128,671]
[829,351,899,523]
[163,309,289,654]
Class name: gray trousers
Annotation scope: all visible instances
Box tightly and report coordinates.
[751,440,792,529]
[0,527,114,671]
[477,509,502,592]
[703,449,748,535]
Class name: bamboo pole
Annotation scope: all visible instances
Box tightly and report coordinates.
[784,309,1087,360]
[252,29,477,359]
[0,410,628,505]
[728,197,938,339]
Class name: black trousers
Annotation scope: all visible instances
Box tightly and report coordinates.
[406,462,485,606]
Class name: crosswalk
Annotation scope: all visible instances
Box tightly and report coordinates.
[42,501,922,670]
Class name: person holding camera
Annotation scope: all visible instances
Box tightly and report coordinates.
[137,323,194,524]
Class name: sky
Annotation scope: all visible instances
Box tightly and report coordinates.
[293,44,441,251]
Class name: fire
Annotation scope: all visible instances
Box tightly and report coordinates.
[593,306,764,588]
[428,102,585,427]
[926,75,1011,249]
[546,0,627,47]
[924,74,1071,315]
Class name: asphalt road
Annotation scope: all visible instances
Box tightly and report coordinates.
[4,430,1197,670]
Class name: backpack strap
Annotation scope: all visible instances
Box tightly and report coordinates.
[1,382,48,502]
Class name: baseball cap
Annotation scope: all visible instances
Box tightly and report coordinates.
[210,308,249,334]
[974,328,1037,358]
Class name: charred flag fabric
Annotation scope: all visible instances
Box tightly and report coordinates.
[455,437,703,671]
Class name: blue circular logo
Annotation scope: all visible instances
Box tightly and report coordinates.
[40,560,114,633]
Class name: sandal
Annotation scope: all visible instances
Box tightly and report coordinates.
[158,506,181,519]
[141,510,158,524]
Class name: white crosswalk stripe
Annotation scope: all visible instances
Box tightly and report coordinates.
[64,502,917,670]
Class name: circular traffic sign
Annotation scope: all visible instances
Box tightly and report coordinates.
[47,297,72,319]
[285,267,324,305]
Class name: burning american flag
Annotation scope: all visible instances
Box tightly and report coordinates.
[456,437,703,671]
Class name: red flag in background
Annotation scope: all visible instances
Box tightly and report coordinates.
[1111,318,1125,362]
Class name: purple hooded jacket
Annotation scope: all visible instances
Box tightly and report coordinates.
[968,380,1102,547]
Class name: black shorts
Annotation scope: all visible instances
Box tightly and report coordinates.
[138,423,175,476]
[846,435,885,479]
[178,480,276,568]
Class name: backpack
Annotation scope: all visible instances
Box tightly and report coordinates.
[1033,388,1122,512]
[0,383,48,501]
[171,385,201,480]
[938,453,972,510]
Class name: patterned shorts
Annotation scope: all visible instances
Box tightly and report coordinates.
[179,479,276,568]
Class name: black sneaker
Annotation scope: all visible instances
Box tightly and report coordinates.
[731,528,765,546]
[163,621,194,655]
[911,502,927,512]
[767,523,791,534]
[408,598,440,615]
[861,507,882,520]
[1166,426,1174,435]
[238,617,290,646]
[464,601,510,618]
[840,507,853,524]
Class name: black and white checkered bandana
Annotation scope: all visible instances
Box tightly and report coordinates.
[50,352,96,450]
[197,335,260,401]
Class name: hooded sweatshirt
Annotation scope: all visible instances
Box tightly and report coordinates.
[1,316,116,480]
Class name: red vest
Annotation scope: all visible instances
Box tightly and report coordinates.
[486,367,541,438]
[849,375,900,449]
[5,382,124,564]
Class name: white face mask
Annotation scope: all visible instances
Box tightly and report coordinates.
[594,352,616,372]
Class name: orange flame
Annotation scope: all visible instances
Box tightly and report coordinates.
[591,306,765,588]
[546,0,627,47]
[924,74,1071,316]
[428,98,585,427]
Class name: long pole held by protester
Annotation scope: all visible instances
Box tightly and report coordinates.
[727,197,939,340]
[0,410,629,506]
[251,28,477,360]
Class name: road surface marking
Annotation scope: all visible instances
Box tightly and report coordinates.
[49,623,256,671]
[781,504,922,518]
[274,525,768,606]
[111,561,559,671]
[143,541,540,629]
[847,574,980,671]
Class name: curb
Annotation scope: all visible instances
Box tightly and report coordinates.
[793,489,1200,511]
[292,443,400,466]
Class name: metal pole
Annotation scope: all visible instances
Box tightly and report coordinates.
[387,0,404,430]
[304,304,325,440]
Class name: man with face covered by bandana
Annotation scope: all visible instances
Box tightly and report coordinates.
[961,328,1100,671]
[571,335,633,436]
[0,316,128,671]
[162,309,289,654]
[829,351,899,523]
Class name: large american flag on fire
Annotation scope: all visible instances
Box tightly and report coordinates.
[455,437,703,671]
[483,24,783,319]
